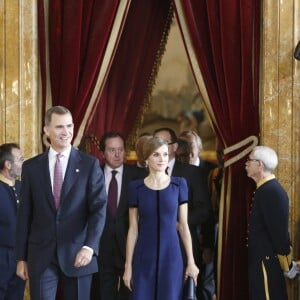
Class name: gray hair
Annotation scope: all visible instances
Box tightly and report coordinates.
[252,146,278,172]
[45,106,72,126]
[179,130,202,152]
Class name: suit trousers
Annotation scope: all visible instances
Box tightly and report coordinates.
[29,260,92,300]
[0,246,26,300]
[98,238,130,300]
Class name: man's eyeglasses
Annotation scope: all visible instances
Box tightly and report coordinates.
[246,157,260,162]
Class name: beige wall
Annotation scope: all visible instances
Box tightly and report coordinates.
[261,0,300,298]
[1,0,300,298]
[0,0,40,159]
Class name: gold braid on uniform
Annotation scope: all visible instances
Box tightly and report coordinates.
[277,246,293,272]
[126,1,174,150]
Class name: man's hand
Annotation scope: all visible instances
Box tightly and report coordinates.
[16,261,29,280]
[74,247,93,268]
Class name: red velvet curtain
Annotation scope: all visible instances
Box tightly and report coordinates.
[174,1,261,299]
[38,0,126,142]
[84,0,173,158]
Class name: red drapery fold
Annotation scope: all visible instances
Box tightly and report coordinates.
[38,0,126,141]
[174,1,261,299]
[84,0,173,159]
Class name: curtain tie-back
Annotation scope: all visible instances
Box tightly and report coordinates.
[223,135,258,168]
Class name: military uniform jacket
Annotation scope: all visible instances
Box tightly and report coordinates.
[248,178,290,300]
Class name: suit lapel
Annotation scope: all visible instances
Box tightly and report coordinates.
[172,160,180,176]
[38,151,56,210]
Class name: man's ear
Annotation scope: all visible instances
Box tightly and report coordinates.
[4,160,12,170]
[173,143,179,152]
[43,125,49,136]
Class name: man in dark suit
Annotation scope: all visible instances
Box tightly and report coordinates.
[97,131,141,300]
[16,106,107,300]
[179,130,217,300]
[0,143,25,300]
[153,127,213,299]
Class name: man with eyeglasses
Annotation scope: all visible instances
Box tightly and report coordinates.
[245,145,299,300]
[96,131,142,300]
[0,143,25,300]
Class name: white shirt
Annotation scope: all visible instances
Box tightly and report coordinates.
[48,146,71,193]
[194,156,200,167]
[168,157,176,175]
[104,164,123,206]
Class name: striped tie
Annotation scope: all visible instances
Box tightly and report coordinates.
[53,153,63,209]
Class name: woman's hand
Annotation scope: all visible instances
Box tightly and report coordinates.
[184,263,199,286]
[123,265,133,291]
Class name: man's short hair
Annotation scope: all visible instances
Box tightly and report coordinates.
[99,131,125,152]
[45,106,71,126]
[0,143,20,170]
[252,146,278,172]
[153,127,177,144]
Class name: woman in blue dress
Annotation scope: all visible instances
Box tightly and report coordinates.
[123,137,199,300]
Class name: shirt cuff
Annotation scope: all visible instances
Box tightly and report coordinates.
[82,246,94,255]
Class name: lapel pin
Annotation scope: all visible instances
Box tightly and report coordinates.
[76,169,79,172]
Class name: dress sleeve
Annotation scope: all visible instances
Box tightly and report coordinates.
[178,177,188,205]
[128,180,139,208]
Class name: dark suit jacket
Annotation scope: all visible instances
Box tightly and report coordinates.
[99,164,140,268]
[16,147,107,278]
[172,160,212,229]
[0,180,20,247]
[198,159,217,176]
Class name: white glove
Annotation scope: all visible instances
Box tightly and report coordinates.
[284,261,300,279]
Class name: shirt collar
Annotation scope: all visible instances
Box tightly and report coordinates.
[194,157,200,166]
[104,164,123,175]
[0,173,14,186]
[256,174,276,189]
[49,146,72,159]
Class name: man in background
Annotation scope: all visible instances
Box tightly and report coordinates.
[0,143,25,300]
[179,130,217,300]
[97,131,141,300]
[245,145,294,299]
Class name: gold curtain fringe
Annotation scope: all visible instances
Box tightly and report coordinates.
[78,134,101,154]
[126,1,174,150]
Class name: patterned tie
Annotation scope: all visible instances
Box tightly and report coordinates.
[108,170,118,217]
[53,153,63,209]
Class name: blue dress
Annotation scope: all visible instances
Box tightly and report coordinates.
[128,176,188,300]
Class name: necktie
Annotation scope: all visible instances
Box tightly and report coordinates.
[53,153,63,209]
[108,170,118,217]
